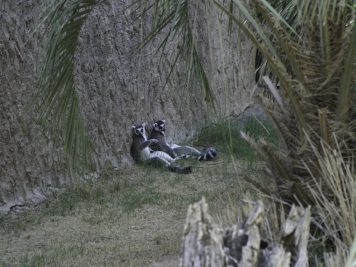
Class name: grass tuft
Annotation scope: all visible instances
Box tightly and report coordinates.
[19,254,45,267]
[194,117,277,161]
[44,181,103,216]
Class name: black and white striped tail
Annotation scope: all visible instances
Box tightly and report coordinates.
[168,165,192,174]
[198,147,217,161]
[176,154,190,159]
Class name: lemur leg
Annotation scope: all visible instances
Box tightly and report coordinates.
[145,156,171,168]
[172,145,202,158]
[172,145,217,161]
[145,156,192,174]
[150,151,176,163]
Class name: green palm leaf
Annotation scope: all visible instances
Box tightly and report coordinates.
[35,0,102,173]
[135,0,216,105]
[213,0,307,130]
[337,19,356,122]
[213,0,356,206]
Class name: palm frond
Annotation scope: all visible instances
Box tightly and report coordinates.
[134,0,216,105]
[213,0,356,207]
[336,19,356,122]
[213,0,307,130]
[254,1,304,84]
[258,0,299,37]
[35,0,102,173]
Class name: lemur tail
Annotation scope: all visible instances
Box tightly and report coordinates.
[168,165,192,174]
[176,154,190,159]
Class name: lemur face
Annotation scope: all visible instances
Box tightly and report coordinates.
[153,120,166,132]
[132,124,147,139]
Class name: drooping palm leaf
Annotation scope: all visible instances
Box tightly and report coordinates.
[36,0,103,173]
[213,0,307,132]
[135,0,216,105]
[337,19,356,122]
[213,0,356,205]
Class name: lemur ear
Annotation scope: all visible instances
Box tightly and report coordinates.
[153,123,158,127]
[132,125,136,129]
[142,122,146,126]
[162,119,166,123]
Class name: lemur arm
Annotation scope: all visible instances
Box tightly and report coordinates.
[139,139,158,150]
[160,143,177,158]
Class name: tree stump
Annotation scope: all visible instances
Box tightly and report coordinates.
[180,197,227,267]
[179,198,310,267]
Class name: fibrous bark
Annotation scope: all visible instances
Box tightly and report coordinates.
[180,198,311,267]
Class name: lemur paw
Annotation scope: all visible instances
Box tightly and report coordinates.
[198,147,217,161]
[177,154,190,159]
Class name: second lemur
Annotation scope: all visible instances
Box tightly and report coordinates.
[149,119,217,161]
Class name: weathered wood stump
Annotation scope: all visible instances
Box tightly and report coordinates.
[179,198,311,267]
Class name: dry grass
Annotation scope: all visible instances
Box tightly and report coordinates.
[306,142,356,266]
[0,156,264,267]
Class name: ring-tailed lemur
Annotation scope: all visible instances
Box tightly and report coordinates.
[149,120,217,161]
[130,123,192,174]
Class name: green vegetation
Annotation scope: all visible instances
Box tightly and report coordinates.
[194,117,277,161]
[15,243,86,267]
[20,254,46,267]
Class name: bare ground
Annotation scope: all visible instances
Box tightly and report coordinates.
[0,158,263,267]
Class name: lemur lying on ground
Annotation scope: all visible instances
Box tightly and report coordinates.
[149,120,217,161]
[130,123,192,174]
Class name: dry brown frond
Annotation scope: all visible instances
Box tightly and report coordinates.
[308,142,356,250]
